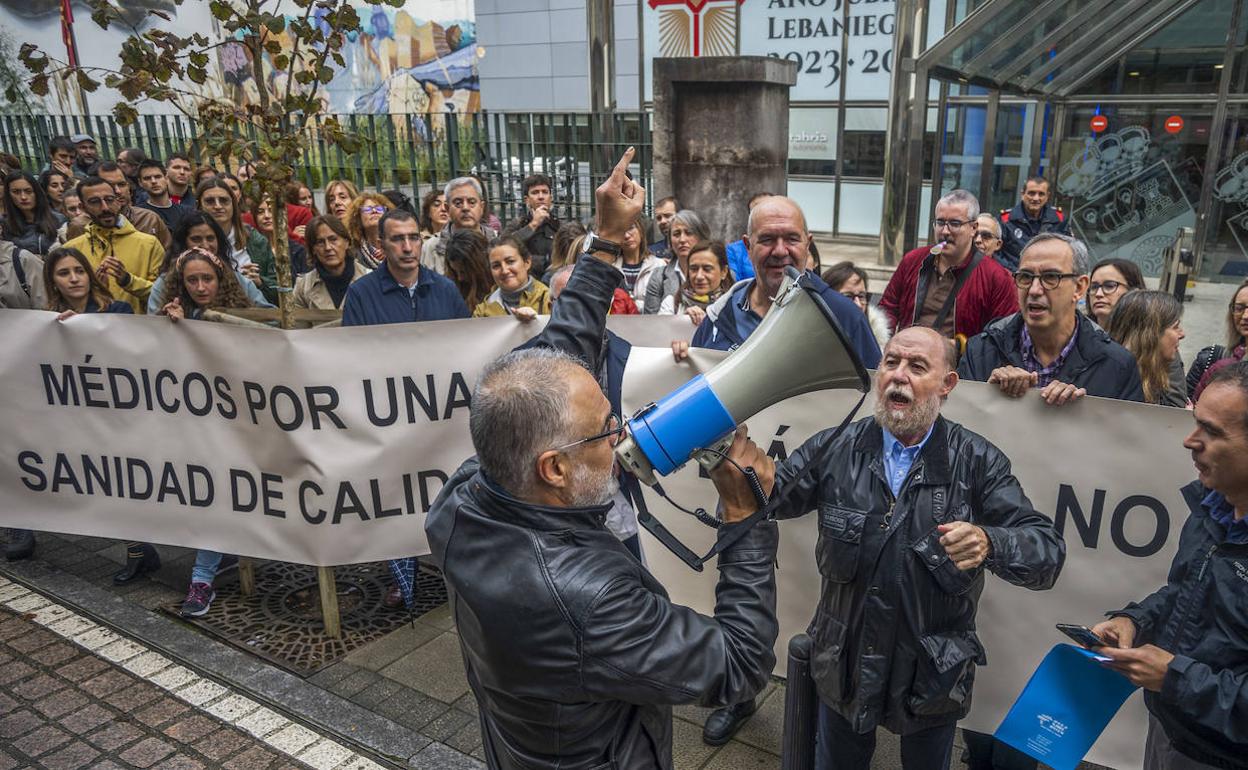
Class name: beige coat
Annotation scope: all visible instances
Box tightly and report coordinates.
[0,241,47,310]
[289,261,372,310]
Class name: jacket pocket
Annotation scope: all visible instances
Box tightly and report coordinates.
[906,631,986,717]
[912,526,977,596]
[810,613,852,704]
[816,504,866,583]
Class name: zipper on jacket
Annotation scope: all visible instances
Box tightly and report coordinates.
[1195,544,1218,582]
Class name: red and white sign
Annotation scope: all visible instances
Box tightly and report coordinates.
[1090,115,1108,133]
[1165,115,1184,134]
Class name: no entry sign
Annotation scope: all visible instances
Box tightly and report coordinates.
[1165,115,1184,134]
[1090,115,1108,133]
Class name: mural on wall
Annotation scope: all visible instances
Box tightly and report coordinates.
[0,0,479,117]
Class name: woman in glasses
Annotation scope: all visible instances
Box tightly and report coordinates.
[1104,290,1187,407]
[344,192,392,269]
[1085,258,1145,328]
[1190,279,1248,401]
[822,260,891,349]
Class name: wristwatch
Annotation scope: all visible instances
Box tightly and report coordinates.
[581,231,623,259]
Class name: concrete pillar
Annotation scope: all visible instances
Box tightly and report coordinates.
[652,57,798,244]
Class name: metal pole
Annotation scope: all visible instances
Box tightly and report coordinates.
[587,0,616,113]
[978,90,1000,209]
[881,0,929,265]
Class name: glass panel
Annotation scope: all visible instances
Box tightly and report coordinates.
[788,108,837,177]
[984,103,1034,216]
[841,107,887,178]
[1053,105,1209,278]
[964,1,1085,79]
[1228,5,1248,94]
[1199,105,1248,282]
[1070,0,1234,96]
[937,103,987,195]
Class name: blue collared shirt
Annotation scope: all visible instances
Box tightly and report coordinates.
[881,424,935,497]
[1202,489,1248,545]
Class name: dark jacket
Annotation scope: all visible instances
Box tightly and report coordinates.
[997,202,1069,272]
[426,257,780,769]
[1112,481,1248,769]
[958,312,1145,402]
[770,416,1065,735]
[690,274,883,369]
[504,210,559,276]
[4,212,65,256]
[877,246,1019,340]
[340,262,470,326]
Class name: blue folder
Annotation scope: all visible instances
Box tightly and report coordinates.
[994,644,1138,770]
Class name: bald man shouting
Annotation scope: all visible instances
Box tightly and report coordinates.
[766,327,1066,769]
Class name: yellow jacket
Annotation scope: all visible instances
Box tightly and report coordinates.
[472,279,552,317]
[63,217,164,314]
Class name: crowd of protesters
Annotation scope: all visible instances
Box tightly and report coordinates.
[3,137,1248,770]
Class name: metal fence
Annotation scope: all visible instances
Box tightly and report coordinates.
[0,111,654,224]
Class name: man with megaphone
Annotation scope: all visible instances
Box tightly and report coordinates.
[425,149,785,770]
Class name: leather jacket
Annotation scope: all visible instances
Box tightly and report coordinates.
[425,257,780,769]
[770,415,1065,735]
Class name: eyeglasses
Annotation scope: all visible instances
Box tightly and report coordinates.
[553,412,624,453]
[1014,270,1080,290]
[933,219,971,230]
[840,291,869,303]
[1233,303,1248,316]
[973,230,999,241]
[82,195,117,208]
[361,205,386,215]
[1089,280,1125,295]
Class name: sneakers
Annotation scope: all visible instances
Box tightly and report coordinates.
[181,582,216,617]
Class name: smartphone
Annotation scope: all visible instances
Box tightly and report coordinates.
[1056,623,1103,648]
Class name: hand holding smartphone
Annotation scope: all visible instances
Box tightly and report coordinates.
[1056,623,1103,648]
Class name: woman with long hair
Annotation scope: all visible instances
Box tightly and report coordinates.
[419,189,449,242]
[324,178,358,224]
[146,212,272,313]
[291,215,371,310]
[42,247,159,581]
[615,219,664,308]
[195,178,276,302]
[2,171,65,255]
[1105,290,1187,407]
[659,239,735,326]
[285,181,317,216]
[39,169,72,216]
[542,220,587,285]
[642,209,711,314]
[344,192,391,268]
[250,195,307,277]
[473,236,551,318]
[443,227,493,310]
[1086,258,1146,328]
[1190,279,1248,401]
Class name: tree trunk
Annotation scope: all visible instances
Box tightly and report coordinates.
[268,180,294,330]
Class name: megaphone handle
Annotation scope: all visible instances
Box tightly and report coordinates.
[692,433,734,474]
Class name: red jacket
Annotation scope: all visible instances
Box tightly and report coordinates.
[242,204,314,246]
[878,246,1019,340]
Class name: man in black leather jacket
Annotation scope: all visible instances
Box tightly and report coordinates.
[425,149,782,770]
[1092,362,1248,769]
[770,326,1066,770]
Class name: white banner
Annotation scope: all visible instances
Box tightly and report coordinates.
[0,309,1194,769]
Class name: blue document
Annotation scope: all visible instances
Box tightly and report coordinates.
[994,644,1138,770]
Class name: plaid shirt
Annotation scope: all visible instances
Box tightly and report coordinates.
[1019,323,1079,388]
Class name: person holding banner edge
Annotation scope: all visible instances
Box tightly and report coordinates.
[427,148,784,770]
[768,326,1065,770]
[1089,361,1248,770]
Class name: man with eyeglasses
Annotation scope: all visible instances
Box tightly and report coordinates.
[62,176,165,314]
[422,176,497,275]
[878,190,1019,351]
[341,206,470,607]
[65,162,171,250]
[958,232,1143,405]
[996,176,1068,272]
[427,148,783,770]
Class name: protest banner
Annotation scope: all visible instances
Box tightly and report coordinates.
[0,309,1197,768]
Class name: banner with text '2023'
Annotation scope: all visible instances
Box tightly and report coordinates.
[0,309,1198,769]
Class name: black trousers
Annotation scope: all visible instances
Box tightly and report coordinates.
[816,701,957,770]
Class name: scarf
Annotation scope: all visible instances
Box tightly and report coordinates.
[679,281,727,310]
[318,259,356,309]
[499,276,533,311]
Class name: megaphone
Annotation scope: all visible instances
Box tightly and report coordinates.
[615,267,870,487]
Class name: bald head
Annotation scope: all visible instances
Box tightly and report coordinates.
[745,196,812,296]
[885,327,958,373]
[747,196,808,236]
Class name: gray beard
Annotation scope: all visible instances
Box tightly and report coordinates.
[873,392,941,440]
[567,461,620,508]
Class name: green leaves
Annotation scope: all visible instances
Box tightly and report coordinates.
[209,1,233,22]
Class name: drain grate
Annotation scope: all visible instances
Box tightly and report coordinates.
[162,561,448,676]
